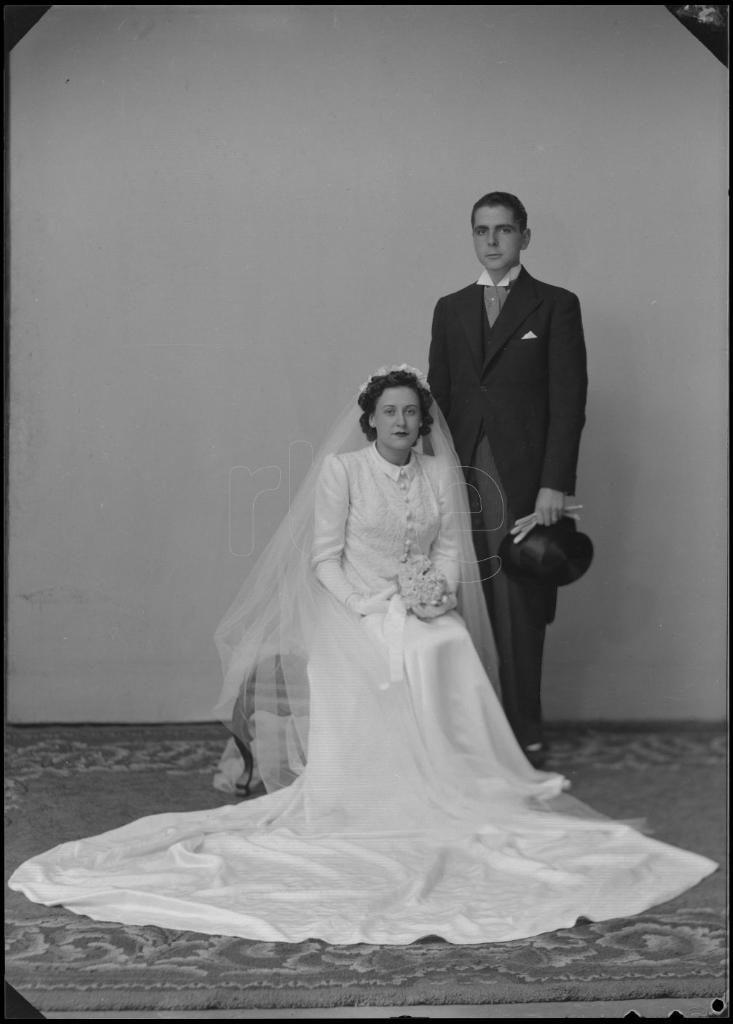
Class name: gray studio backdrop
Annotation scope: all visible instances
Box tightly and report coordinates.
[8,6,726,722]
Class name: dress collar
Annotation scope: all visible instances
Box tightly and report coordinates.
[369,441,418,480]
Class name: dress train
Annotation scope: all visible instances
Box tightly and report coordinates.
[8,605,717,945]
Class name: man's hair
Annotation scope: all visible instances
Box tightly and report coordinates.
[471,192,528,232]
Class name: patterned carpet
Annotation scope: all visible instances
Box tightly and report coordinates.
[4,724,727,1013]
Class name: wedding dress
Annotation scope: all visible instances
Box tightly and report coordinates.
[8,400,717,945]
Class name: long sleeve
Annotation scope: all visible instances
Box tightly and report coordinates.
[427,462,461,595]
[540,290,588,494]
[428,297,452,420]
[312,454,360,607]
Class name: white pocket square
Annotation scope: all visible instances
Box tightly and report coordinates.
[521,331,538,340]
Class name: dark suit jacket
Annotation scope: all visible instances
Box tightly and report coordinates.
[428,268,588,517]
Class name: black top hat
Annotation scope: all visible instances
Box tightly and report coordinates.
[498,518,593,586]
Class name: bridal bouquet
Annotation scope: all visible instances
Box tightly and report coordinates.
[397,555,449,612]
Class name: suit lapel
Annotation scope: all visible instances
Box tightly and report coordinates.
[482,268,542,372]
[455,285,484,377]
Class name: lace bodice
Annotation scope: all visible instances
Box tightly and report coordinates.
[312,444,460,600]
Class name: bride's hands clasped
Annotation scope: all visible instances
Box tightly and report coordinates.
[412,592,458,620]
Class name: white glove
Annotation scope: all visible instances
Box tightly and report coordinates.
[412,592,458,620]
[346,586,398,616]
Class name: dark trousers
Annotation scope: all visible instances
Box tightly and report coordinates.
[465,436,550,748]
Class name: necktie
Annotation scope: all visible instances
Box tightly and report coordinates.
[483,284,508,328]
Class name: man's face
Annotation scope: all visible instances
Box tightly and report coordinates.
[472,205,530,283]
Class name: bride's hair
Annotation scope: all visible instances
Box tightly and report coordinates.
[357,369,434,441]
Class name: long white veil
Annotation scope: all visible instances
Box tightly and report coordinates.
[213,386,500,795]
[11,381,709,949]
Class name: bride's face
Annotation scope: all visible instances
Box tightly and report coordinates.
[370,386,422,462]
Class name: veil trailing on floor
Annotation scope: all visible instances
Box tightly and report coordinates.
[213,385,501,795]
[7,373,717,945]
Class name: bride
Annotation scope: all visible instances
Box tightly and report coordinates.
[8,365,716,945]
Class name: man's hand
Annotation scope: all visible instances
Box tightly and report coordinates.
[510,496,583,545]
[534,487,565,527]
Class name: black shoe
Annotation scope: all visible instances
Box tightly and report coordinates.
[524,742,547,769]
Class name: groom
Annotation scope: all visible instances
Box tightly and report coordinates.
[428,192,588,766]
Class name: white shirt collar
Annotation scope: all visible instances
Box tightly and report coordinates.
[370,441,417,480]
[477,263,522,288]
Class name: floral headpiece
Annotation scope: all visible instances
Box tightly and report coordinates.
[358,364,431,397]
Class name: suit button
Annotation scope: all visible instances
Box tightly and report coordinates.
[479,386,488,393]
